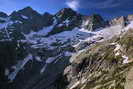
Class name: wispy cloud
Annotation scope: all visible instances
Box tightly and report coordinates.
[66,0,79,11]
[82,0,120,9]
[66,0,123,10]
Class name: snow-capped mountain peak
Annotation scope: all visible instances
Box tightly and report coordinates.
[0,7,133,89]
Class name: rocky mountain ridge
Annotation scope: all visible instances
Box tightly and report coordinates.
[0,7,133,89]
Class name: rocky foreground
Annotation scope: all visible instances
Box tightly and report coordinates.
[63,29,133,89]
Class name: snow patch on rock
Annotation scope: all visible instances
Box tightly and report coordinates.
[5,68,9,76]
[122,55,129,64]
[21,15,29,19]
[8,54,33,82]
[40,64,47,74]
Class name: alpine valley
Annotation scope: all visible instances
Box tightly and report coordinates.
[0,7,133,89]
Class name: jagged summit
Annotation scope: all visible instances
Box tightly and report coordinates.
[10,6,42,20]
[0,7,133,89]
[56,8,77,16]
[55,8,79,21]
[0,6,132,36]
[18,6,41,16]
[12,6,37,14]
[21,6,33,11]
[82,14,106,31]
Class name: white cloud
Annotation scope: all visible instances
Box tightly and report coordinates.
[66,0,79,11]
[84,0,120,9]
[66,0,121,10]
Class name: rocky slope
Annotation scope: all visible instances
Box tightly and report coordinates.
[0,7,133,89]
[63,28,133,89]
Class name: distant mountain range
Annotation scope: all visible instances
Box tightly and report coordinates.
[0,7,133,89]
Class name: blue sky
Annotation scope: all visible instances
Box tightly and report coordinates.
[0,0,133,19]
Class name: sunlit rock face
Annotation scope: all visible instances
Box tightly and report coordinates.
[0,6,133,89]
[109,16,127,27]
[61,29,133,89]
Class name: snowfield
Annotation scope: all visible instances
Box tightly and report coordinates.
[23,21,133,51]
[1,15,133,82]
